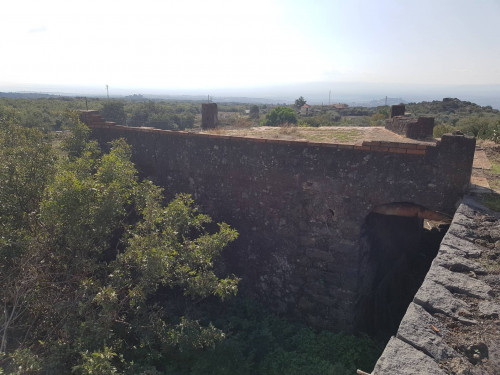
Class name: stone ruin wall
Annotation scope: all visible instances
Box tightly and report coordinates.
[82,109,476,334]
[385,104,435,140]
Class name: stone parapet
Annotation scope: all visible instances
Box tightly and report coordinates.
[385,116,435,139]
[372,197,500,374]
[385,104,435,139]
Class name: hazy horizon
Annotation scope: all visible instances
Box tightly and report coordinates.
[2,80,500,109]
[2,1,500,96]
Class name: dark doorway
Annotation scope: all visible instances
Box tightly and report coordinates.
[357,203,449,341]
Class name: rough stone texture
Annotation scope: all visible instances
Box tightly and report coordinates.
[390,104,406,118]
[440,233,484,258]
[396,303,458,361]
[373,197,500,374]
[385,115,435,139]
[426,266,492,300]
[413,278,470,318]
[478,301,500,318]
[201,103,218,129]
[372,337,446,375]
[85,117,475,332]
[433,251,487,274]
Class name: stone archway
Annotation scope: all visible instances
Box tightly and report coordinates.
[356,202,451,341]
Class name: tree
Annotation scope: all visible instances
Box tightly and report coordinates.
[261,106,297,126]
[100,101,127,125]
[294,96,306,108]
[456,116,494,139]
[0,118,239,373]
[249,105,260,120]
[0,121,57,354]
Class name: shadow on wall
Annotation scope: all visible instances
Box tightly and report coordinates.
[356,202,451,342]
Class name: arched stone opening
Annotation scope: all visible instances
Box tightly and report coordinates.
[356,202,451,341]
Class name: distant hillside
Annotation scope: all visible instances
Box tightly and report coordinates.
[0,91,62,99]
[349,97,407,108]
[406,97,499,116]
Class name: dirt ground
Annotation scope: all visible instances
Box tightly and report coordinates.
[201,126,437,146]
[472,140,500,192]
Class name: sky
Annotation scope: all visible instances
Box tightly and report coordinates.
[1,0,500,97]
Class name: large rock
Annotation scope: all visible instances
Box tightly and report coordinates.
[413,278,470,318]
[372,337,446,375]
[478,301,500,318]
[433,251,486,274]
[426,266,492,300]
[397,303,458,361]
[440,233,484,258]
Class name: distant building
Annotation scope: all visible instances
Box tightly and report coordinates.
[332,103,348,110]
[300,104,311,116]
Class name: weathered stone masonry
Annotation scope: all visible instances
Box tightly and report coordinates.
[83,111,475,333]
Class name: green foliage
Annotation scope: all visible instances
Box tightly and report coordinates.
[370,113,386,126]
[456,116,498,139]
[0,118,239,373]
[5,348,42,375]
[492,127,500,144]
[159,299,382,375]
[406,97,499,117]
[100,101,127,125]
[294,96,306,108]
[128,101,196,130]
[249,105,260,119]
[376,106,389,118]
[340,116,371,127]
[262,106,297,126]
[338,107,374,116]
[73,347,119,375]
[433,123,456,138]
[299,112,341,127]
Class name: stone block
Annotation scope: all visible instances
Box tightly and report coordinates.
[397,303,458,361]
[372,337,446,375]
[201,103,218,129]
[426,266,492,299]
[413,279,470,318]
[390,104,406,118]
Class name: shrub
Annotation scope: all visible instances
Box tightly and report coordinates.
[433,123,455,138]
[456,116,496,139]
[262,107,297,126]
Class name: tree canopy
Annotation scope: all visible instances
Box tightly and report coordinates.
[0,115,239,373]
[100,100,127,124]
[262,106,297,126]
[294,96,307,108]
[249,105,260,119]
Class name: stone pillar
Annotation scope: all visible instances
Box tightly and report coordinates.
[201,103,218,129]
[390,104,405,118]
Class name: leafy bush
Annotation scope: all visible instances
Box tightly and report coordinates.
[159,299,382,375]
[262,106,297,126]
[0,118,239,373]
[370,113,386,126]
[456,116,494,138]
[300,112,341,127]
[249,105,260,119]
[433,123,455,138]
[100,101,127,124]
